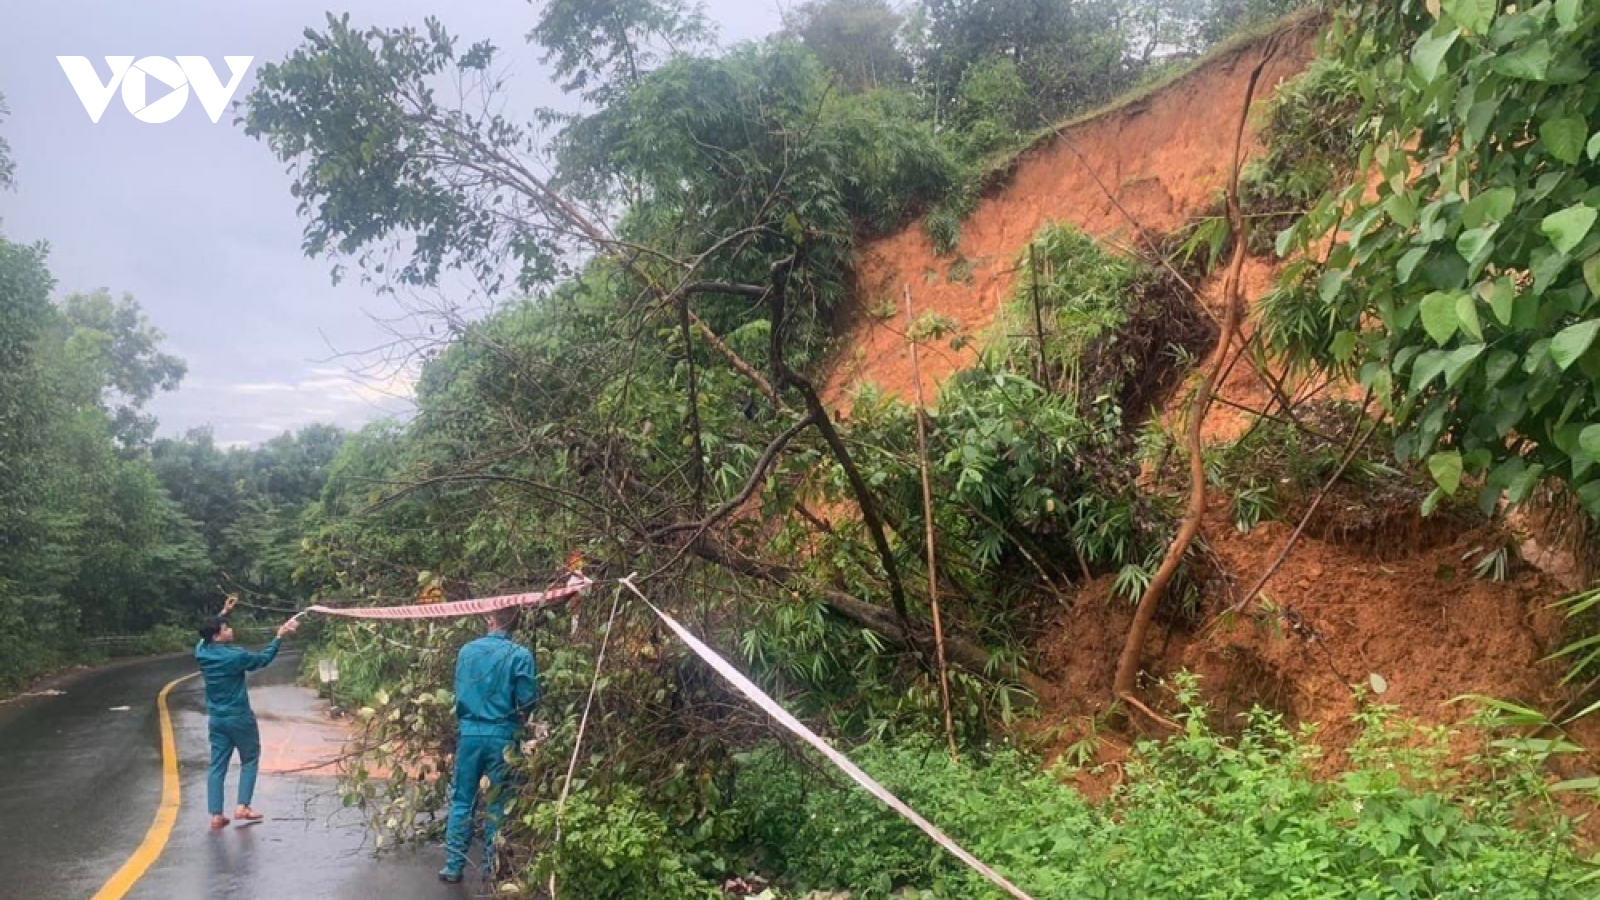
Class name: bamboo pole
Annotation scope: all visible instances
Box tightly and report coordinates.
[1029,244,1051,390]
[905,286,959,757]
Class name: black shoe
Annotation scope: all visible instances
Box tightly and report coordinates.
[438,870,463,884]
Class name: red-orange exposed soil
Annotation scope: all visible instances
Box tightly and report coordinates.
[823,19,1321,409]
[820,14,1600,796]
[1036,500,1588,730]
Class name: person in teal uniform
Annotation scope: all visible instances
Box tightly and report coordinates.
[194,595,299,830]
[439,606,539,884]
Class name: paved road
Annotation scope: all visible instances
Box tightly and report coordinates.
[0,651,478,900]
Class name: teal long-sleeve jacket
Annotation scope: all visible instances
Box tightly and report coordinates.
[453,632,538,739]
[195,637,281,719]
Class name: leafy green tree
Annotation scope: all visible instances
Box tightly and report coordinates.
[0,237,73,683]
[57,290,186,448]
[0,239,213,679]
[949,55,1029,157]
[1194,0,1311,45]
[151,428,244,554]
[1267,0,1600,518]
[529,0,713,105]
[785,0,911,90]
[151,424,344,607]
[911,0,1130,123]
[63,451,210,633]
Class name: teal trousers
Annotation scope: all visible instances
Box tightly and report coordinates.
[442,734,513,877]
[207,715,261,816]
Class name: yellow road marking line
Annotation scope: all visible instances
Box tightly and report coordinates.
[90,672,197,900]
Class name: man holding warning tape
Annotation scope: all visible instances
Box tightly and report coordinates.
[439,562,588,884]
[194,594,300,830]
[438,604,538,884]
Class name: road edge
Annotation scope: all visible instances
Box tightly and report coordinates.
[89,671,197,900]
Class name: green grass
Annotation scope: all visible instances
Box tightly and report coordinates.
[732,679,1599,898]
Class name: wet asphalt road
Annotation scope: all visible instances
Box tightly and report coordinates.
[0,651,481,900]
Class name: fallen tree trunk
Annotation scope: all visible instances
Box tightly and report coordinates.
[1111,42,1277,725]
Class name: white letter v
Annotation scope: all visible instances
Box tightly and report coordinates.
[177,56,253,123]
[57,56,134,123]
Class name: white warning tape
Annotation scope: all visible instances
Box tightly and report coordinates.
[618,577,1037,900]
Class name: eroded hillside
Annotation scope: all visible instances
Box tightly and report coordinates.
[823,14,1600,779]
[825,17,1320,406]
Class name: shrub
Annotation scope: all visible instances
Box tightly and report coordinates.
[949,57,1030,161]
[1005,223,1213,421]
[529,787,722,899]
[733,679,1598,898]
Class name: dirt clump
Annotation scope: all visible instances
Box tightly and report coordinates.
[1032,496,1599,768]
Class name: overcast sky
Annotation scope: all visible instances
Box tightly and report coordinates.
[0,0,784,445]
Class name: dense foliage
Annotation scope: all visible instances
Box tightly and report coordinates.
[1253,0,1600,689]
[1269,0,1600,518]
[0,154,342,688]
[0,237,210,685]
[734,685,1596,898]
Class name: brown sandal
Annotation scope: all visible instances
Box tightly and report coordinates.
[234,806,263,822]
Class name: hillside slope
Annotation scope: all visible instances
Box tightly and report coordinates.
[821,14,1600,775]
[824,17,1319,406]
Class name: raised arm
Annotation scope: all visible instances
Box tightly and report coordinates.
[242,619,299,672]
[242,637,282,672]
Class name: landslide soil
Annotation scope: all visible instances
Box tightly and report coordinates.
[822,14,1600,786]
[823,18,1318,408]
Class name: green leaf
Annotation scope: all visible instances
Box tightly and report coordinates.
[1331,330,1357,363]
[1542,204,1597,254]
[1490,39,1552,80]
[1412,28,1460,81]
[1583,256,1600,298]
[1429,450,1464,495]
[1411,349,1450,393]
[1456,294,1483,341]
[1551,320,1600,369]
[1384,191,1418,228]
[1462,186,1516,227]
[1443,343,1485,385]
[1318,269,1348,303]
[1422,486,1446,517]
[1541,116,1588,164]
[1466,98,1501,147]
[1274,224,1296,258]
[1480,277,1516,324]
[1485,348,1517,386]
[1421,291,1460,344]
[1455,224,1497,266]
[1579,424,1600,460]
[1442,0,1497,32]
[1556,0,1582,31]
[1589,131,1600,161]
[1398,247,1429,283]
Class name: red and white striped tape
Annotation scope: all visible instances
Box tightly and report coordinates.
[292,574,1036,899]
[297,578,590,622]
[619,578,1038,900]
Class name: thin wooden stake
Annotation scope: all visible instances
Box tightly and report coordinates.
[905,286,959,758]
[1029,244,1051,390]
